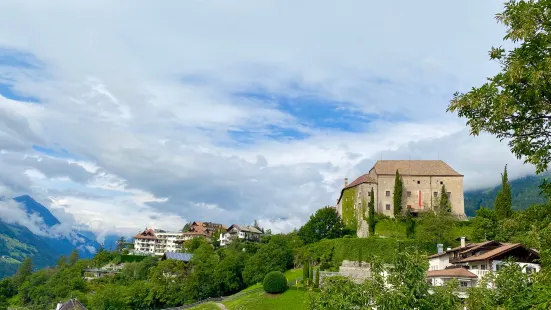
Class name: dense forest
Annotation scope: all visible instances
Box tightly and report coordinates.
[464,174,549,216]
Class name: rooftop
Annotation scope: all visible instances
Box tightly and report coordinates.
[427,268,477,278]
[372,160,462,176]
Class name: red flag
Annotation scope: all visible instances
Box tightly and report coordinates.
[418,190,422,207]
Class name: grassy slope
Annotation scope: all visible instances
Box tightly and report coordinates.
[190,268,307,310]
[223,289,310,310]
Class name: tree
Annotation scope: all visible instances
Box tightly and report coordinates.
[416,212,457,245]
[116,236,126,252]
[472,207,498,241]
[448,0,551,174]
[303,260,310,282]
[298,207,344,244]
[368,188,376,236]
[438,184,451,213]
[56,255,67,269]
[405,208,416,239]
[314,268,320,288]
[242,237,293,285]
[184,244,219,301]
[393,170,403,216]
[68,249,80,266]
[495,165,513,220]
[14,257,33,287]
[182,222,192,232]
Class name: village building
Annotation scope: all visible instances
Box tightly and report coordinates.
[336,160,465,237]
[132,228,184,256]
[219,224,263,246]
[427,237,540,297]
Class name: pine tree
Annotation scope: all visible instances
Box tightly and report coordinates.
[314,268,320,288]
[439,184,451,213]
[309,264,314,284]
[303,261,310,283]
[495,165,513,220]
[68,249,80,266]
[56,255,67,268]
[405,208,416,238]
[14,257,32,287]
[368,188,376,236]
[393,170,403,216]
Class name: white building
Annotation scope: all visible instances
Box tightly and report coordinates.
[132,228,184,256]
[219,224,263,246]
[427,237,541,298]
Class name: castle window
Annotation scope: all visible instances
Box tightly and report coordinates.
[417,180,420,184]
[407,191,411,197]
[386,191,390,197]
[440,181,443,185]
[434,192,438,198]
[385,204,391,210]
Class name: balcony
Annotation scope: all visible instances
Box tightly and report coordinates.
[471,269,491,278]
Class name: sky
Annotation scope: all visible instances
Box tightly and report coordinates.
[0,0,539,239]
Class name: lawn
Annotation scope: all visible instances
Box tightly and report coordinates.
[223,289,311,310]
[284,268,302,281]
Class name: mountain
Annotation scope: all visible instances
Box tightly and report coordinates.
[0,196,101,278]
[464,174,550,216]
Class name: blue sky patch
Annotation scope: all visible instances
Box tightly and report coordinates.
[33,145,81,160]
[0,47,42,102]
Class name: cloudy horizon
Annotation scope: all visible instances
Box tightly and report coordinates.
[0,0,538,239]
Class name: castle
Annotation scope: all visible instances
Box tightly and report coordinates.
[336,160,465,237]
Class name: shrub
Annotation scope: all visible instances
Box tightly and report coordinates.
[262,271,287,294]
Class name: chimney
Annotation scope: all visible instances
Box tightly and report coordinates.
[56,302,63,310]
[344,178,349,187]
[437,244,443,254]
[460,236,466,248]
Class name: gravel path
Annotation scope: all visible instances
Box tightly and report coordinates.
[215,303,229,310]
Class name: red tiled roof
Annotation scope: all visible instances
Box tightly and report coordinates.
[459,240,501,255]
[134,229,157,240]
[427,268,477,278]
[337,174,376,204]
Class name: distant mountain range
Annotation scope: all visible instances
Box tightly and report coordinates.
[464,174,549,217]
[0,195,121,279]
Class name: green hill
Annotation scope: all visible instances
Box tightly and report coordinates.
[464,174,549,216]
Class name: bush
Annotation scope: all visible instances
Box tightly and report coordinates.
[262,271,287,294]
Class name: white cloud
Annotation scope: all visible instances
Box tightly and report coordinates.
[0,0,535,235]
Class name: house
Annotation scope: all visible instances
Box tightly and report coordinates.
[427,237,541,296]
[55,299,87,310]
[188,221,227,238]
[132,228,184,256]
[336,160,465,237]
[162,252,193,262]
[219,224,263,246]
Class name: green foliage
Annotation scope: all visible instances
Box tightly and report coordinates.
[298,207,345,244]
[314,268,320,289]
[465,174,549,216]
[368,188,376,236]
[263,271,288,294]
[393,170,403,216]
[404,209,416,239]
[182,222,192,232]
[340,187,358,231]
[214,247,246,294]
[183,237,210,253]
[184,244,219,301]
[448,0,551,174]
[303,261,309,281]
[472,207,497,241]
[68,249,80,266]
[92,250,115,268]
[495,165,513,220]
[13,257,32,287]
[415,212,458,246]
[438,184,451,213]
[242,237,293,285]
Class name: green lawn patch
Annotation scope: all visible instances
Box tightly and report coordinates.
[188,303,220,310]
[223,289,312,310]
[284,268,302,281]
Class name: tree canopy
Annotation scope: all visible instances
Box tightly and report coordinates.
[495,165,513,220]
[298,206,345,243]
[448,0,551,174]
[393,170,403,216]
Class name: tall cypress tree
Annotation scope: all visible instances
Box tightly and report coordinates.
[393,170,403,216]
[368,188,376,236]
[439,184,451,213]
[495,165,513,220]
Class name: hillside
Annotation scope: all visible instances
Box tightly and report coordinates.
[0,195,102,278]
[464,174,549,216]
